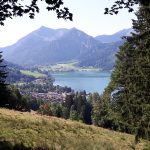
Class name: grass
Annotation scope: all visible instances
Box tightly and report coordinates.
[51,63,77,71]
[0,109,149,150]
[40,62,101,72]
[13,82,26,86]
[20,70,46,78]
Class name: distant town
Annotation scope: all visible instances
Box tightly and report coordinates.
[31,91,71,103]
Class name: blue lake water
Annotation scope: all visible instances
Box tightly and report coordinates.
[51,71,111,94]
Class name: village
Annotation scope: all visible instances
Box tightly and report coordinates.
[18,77,73,103]
[31,91,71,103]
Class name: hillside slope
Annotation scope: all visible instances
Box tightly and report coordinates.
[0,108,149,150]
[95,28,132,43]
[3,61,36,83]
[2,27,101,66]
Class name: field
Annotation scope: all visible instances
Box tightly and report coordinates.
[40,62,101,72]
[20,70,46,78]
[0,108,149,150]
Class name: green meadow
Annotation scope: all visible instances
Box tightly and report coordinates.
[20,70,46,78]
[40,62,101,72]
[0,108,149,150]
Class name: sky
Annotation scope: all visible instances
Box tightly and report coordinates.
[0,0,138,47]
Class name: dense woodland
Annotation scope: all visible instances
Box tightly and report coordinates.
[0,0,150,147]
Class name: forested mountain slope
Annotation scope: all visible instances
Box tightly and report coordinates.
[95,28,132,43]
[1,27,130,70]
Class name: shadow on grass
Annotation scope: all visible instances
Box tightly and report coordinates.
[0,140,50,150]
[0,140,30,150]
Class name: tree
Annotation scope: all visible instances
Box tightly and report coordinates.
[104,0,150,15]
[0,0,73,26]
[128,6,150,142]
[89,93,100,125]
[103,4,150,143]
[62,94,74,118]
[91,90,118,130]
[51,103,63,117]
[69,105,79,121]
[0,52,8,106]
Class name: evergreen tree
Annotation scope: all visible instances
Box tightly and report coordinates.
[129,6,150,142]
[0,52,8,106]
[69,105,79,121]
[62,94,74,119]
[103,4,150,143]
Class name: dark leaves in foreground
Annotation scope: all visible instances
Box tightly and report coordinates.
[104,0,141,15]
[0,0,73,26]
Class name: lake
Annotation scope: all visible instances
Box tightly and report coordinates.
[51,71,111,94]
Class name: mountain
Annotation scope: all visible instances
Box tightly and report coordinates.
[95,28,132,43]
[2,26,70,65]
[78,40,123,69]
[1,26,126,70]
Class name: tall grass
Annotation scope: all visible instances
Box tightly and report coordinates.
[0,108,149,150]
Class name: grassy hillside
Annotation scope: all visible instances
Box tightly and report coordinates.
[20,70,46,78]
[0,108,149,150]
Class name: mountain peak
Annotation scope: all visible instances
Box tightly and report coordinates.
[36,26,55,32]
[70,27,78,30]
[39,26,48,29]
[69,27,81,34]
[2,27,125,70]
[95,28,132,43]
[114,28,132,36]
[68,27,93,39]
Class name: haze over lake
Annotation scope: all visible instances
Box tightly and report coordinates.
[52,71,111,94]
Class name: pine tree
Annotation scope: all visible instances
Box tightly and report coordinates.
[129,5,150,142]
[0,52,8,106]
[103,4,150,143]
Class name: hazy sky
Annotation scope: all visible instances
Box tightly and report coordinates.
[0,0,138,47]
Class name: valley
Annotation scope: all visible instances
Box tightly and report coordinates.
[1,0,150,149]
[2,26,149,150]
[6,61,110,94]
[2,27,130,105]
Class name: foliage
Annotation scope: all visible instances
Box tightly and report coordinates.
[104,0,150,15]
[1,78,41,112]
[0,0,72,26]
[3,85,31,111]
[101,4,150,143]
[90,92,102,125]
[0,54,33,111]
[18,77,54,94]
[38,91,92,124]
[6,65,36,84]
[0,52,8,104]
